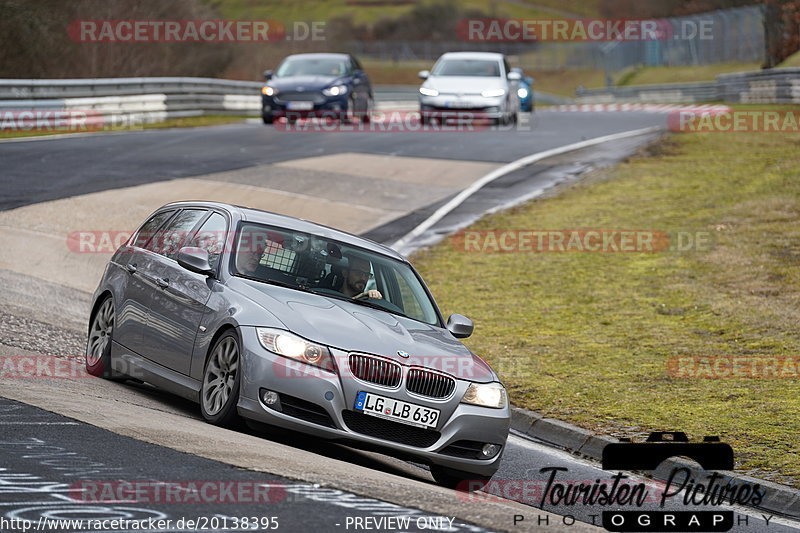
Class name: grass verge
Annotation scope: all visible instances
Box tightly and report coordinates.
[619,62,762,86]
[216,0,579,25]
[0,115,252,140]
[412,110,800,486]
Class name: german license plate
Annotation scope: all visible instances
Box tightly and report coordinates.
[286,101,314,110]
[354,391,439,429]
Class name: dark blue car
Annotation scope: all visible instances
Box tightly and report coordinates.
[261,53,373,124]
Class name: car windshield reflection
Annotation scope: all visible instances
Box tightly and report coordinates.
[232,223,439,325]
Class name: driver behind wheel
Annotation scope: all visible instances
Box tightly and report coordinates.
[341,253,382,300]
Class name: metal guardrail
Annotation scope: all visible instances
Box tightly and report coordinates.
[0,78,432,130]
[0,77,267,129]
[0,77,263,99]
[576,67,800,104]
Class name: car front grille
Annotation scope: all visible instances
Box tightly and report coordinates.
[406,368,456,399]
[275,91,323,103]
[341,410,440,448]
[349,354,402,388]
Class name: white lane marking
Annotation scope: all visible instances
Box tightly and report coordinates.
[0,422,79,425]
[374,101,418,111]
[390,126,663,255]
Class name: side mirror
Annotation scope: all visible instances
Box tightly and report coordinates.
[447,313,474,339]
[507,71,522,81]
[526,76,534,85]
[263,69,273,81]
[418,70,430,80]
[177,247,215,277]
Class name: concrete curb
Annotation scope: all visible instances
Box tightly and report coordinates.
[510,406,800,520]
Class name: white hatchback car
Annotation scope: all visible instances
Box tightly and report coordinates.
[418,51,520,125]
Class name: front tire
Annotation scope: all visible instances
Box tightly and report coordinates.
[200,331,242,427]
[86,296,125,380]
[343,95,357,123]
[262,113,274,125]
[430,465,492,492]
[360,96,373,123]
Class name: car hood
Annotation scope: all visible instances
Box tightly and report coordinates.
[229,278,496,382]
[268,75,344,92]
[424,76,507,95]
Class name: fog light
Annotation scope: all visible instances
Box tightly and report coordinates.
[481,443,500,458]
[262,390,279,405]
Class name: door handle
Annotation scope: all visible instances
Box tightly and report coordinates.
[126,264,137,274]
[156,277,169,288]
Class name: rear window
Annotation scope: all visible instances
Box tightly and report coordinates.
[132,210,174,248]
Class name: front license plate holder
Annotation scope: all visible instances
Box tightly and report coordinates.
[286,101,314,110]
[354,391,439,429]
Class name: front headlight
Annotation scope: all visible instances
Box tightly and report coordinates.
[481,88,506,98]
[517,88,529,98]
[322,84,348,96]
[461,382,507,409]
[256,328,335,373]
[419,87,439,97]
[261,86,277,96]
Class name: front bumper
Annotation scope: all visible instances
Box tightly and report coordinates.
[237,327,510,476]
[262,93,349,118]
[419,94,505,119]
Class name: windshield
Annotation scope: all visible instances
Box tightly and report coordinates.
[275,57,348,77]
[431,58,501,77]
[232,223,441,326]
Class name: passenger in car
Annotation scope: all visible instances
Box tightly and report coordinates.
[237,243,266,277]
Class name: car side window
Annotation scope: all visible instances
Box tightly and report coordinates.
[351,56,362,72]
[145,209,206,259]
[132,210,174,249]
[503,58,510,77]
[188,212,227,269]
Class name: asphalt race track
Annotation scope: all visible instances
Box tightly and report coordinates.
[1,111,663,211]
[1,112,798,532]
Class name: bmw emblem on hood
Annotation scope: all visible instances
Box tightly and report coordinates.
[397,350,410,358]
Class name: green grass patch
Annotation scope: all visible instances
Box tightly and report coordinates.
[778,50,800,68]
[213,0,573,25]
[527,68,606,97]
[412,114,800,486]
[619,62,762,86]
[0,115,252,140]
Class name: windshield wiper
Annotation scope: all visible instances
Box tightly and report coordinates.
[345,296,410,319]
[240,275,316,294]
[241,275,410,318]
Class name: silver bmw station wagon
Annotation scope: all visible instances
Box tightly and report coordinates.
[87,202,510,489]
